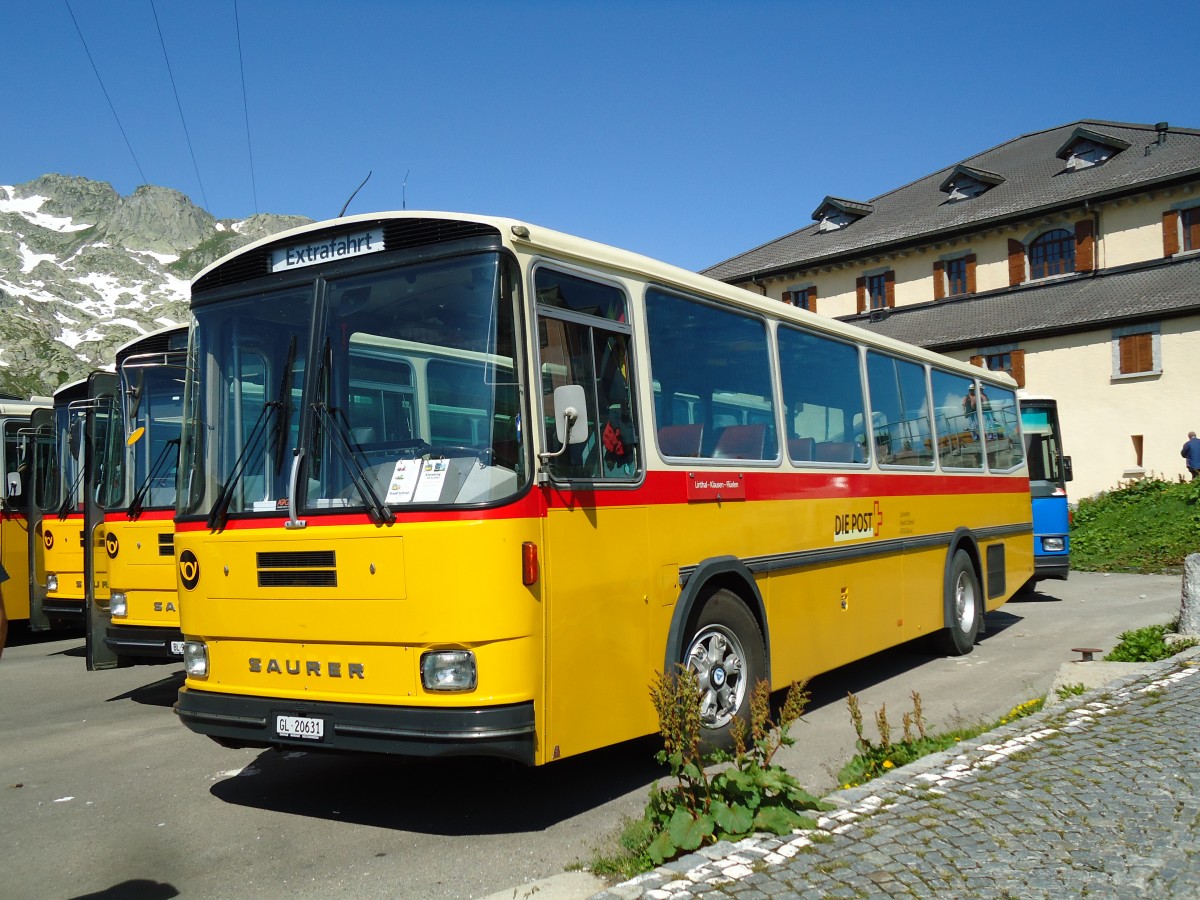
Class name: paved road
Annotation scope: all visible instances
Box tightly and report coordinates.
[598,647,1200,899]
[0,572,1185,899]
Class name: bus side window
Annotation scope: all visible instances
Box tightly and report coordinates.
[777,325,867,467]
[867,352,934,469]
[645,288,777,463]
[535,268,639,482]
[930,369,983,471]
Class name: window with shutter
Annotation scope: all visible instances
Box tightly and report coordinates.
[1184,208,1200,252]
[1119,332,1153,374]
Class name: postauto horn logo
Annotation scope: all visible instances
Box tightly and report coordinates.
[179,549,200,591]
[105,531,119,559]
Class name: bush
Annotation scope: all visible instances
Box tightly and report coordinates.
[1104,622,1199,662]
[1071,477,1200,573]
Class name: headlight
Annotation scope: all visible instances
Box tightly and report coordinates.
[421,650,477,692]
[183,641,209,678]
[47,574,58,592]
[1042,537,1065,552]
[110,592,127,618]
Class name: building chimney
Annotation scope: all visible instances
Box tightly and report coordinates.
[1155,122,1169,146]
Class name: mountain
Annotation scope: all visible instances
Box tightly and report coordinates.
[0,174,311,398]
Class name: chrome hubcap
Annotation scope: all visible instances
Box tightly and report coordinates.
[685,624,747,729]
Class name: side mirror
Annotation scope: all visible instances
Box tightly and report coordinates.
[538,384,589,463]
[1062,455,1074,483]
[6,470,22,498]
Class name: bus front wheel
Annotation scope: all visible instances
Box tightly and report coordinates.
[683,590,765,751]
[939,549,981,656]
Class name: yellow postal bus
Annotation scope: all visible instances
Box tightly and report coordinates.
[87,327,188,668]
[1,397,50,629]
[40,379,94,628]
[174,212,1032,764]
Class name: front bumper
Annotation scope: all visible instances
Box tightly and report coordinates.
[105,625,185,658]
[174,687,537,764]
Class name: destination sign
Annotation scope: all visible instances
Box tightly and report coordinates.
[270,227,385,273]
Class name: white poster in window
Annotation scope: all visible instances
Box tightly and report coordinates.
[413,459,449,503]
[385,459,423,504]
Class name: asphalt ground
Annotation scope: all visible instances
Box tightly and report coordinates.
[0,571,1189,899]
[596,646,1200,899]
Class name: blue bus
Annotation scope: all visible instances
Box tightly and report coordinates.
[1019,393,1071,584]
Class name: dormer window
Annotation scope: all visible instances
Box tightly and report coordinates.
[811,196,873,233]
[938,165,1004,202]
[1055,127,1130,171]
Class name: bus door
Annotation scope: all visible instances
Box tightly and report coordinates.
[84,372,118,670]
[534,268,652,760]
[1,415,32,624]
[25,409,54,630]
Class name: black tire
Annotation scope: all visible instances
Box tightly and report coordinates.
[682,589,766,751]
[938,549,981,656]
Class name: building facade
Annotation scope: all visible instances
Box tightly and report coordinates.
[704,120,1200,499]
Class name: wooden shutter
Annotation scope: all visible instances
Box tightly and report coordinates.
[885,270,896,308]
[856,276,867,314]
[965,254,977,294]
[969,355,984,369]
[1075,219,1095,272]
[781,290,792,305]
[1009,349,1026,388]
[1163,210,1180,257]
[1119,333,1153,374]
[806,285,817,314]
[932,260,945,300]
[1008,239,1025,286]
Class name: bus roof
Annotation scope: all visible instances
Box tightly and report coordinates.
[113,324,188,364]
[193,210,1016,389]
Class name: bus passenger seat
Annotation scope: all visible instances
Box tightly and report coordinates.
[713,424,766,460]
[657,424,704,458]
[788,436,815,461]
[814,441,855,463]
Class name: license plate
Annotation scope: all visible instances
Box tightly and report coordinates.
[276,714,324,741]
[170,641,184,656]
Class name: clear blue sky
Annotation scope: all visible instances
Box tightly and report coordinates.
[5,1,1197,271]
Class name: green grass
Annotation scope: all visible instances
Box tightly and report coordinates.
[1071,477,1200,573]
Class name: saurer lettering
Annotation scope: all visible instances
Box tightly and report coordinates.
[249,658,365,678]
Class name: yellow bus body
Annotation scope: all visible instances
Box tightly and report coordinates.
[174,211,1032,765]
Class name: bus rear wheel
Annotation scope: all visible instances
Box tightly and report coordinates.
[683,589,765,751]
[938,549,981,656]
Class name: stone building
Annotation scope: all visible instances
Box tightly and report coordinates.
[703,120,1200,498]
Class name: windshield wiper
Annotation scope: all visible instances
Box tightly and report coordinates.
[127,438,180,520]
[206,401,274,530]
[56,466,85,520]
[310,401,395,525]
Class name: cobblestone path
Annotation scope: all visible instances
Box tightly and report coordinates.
[596,653,1200,899]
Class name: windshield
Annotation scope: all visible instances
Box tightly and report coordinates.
[102,361,185,513]
[50,402,87,515]
[1021,404,1064,486]
[178,251,526,520]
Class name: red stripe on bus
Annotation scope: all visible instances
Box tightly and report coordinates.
[176,469,1026,530]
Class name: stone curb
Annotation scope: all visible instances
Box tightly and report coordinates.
[590,644,1200,899]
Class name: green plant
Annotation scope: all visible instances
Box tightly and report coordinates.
[1104,622,1199,662]
[1055,682,1088,700]
[838,692,1045,788]
[638,668,831,867]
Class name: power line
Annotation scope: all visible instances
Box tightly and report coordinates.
[63,0,149,186]
[233,0,259,214]
[149,0,210,211]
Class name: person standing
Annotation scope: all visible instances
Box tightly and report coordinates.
[1182,431,1200,480]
